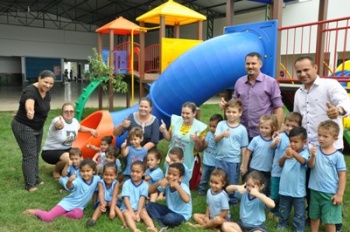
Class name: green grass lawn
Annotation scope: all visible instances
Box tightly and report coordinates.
[0,105,349,232]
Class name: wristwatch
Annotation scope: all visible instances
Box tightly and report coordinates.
[337,106,345,116]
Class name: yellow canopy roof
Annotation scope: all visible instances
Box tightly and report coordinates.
[96,16,140,35]
[136,0,206,26]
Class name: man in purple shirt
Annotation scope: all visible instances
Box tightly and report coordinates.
[220,52,283,139]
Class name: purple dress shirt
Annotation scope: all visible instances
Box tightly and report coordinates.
[232,72,283,138]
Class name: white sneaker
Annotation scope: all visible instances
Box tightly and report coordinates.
[159,226,168,232]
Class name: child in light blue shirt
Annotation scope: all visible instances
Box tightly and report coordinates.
[308,120,347,232]
[215,99,248,204]
[59,148,82,191]
[121,127,147,181]
[142,163,192,231]
[223,171,275,232]
[197,114,223,195]
[277,127,309,232]
[241,114,279,196]
[269,112,302,218]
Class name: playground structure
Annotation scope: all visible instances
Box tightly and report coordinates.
[72,0,350,157]
[72,5,277,158]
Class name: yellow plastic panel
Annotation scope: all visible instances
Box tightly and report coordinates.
[161,38,202,72]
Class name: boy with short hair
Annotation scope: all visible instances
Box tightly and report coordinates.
[308,120,347,232]
[59,147,82,190]
[269,112,302,219]
[197,113,223,195]
[215,99,249,204]
[141,163,192,232]
[165,147,190,186]
[277,127,309,232]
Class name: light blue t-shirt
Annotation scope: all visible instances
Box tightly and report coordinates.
[235,191,266,226]
[215,121,248,163]
[120,179,148,211]
[58,175,101,211]
[207,189,231,220]
[248,135,274,172]
[123,146,147,176]
[271,132,289,177]
[309,147,347,194]
[97,179,118,203]
[279,149,309,197]
[145,167,164,185]
[203,132,218,166]
[158,182,192,221]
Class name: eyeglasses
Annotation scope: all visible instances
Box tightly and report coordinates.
[63,110,75,114]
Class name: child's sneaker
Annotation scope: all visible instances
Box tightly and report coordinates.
[86,218,96,228]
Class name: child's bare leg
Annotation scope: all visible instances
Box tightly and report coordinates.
[149,192,158,202]
[193,213,207,225]
[202,216,225,229]
[91,205,102,221]
[324,224,336,232]
[222,222,242,232]
[310,219,320,232]
[140,208,158,231]
[24,209,40,215]
[115,207,127,227]
[123,211,138,231]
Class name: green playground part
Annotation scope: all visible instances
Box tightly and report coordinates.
[343,129,350,148]
[74,77,108,121]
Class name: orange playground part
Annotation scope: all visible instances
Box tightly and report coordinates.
[72,110,115,158]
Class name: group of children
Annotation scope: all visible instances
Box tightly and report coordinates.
[24,98,347,232]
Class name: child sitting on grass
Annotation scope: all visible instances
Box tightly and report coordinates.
[223,170,275,232]
[120,161,157,232]
[144,148,164,202]
[187,168,230,231]
[142,163,192,232]
[24,159,100,222]
[86,163,126,228]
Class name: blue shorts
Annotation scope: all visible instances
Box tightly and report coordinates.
[237,220,267,232]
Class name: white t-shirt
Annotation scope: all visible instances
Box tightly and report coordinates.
[42,116,81,150]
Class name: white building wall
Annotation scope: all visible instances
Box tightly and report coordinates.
[0,0,349,74]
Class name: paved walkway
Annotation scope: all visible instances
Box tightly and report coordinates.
[0,81,221,111]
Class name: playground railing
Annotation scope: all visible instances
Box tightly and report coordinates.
[145,44,160,73]
[115,41,141,73]
[278,16,350,84]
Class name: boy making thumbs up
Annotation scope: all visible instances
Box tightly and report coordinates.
[214,99,249,205]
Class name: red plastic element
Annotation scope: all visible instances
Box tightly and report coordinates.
[72,110,115,159]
